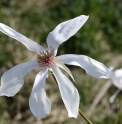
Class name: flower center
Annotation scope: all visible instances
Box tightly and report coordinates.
[37,50,54,66]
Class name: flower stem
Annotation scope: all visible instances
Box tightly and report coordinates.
[51,72,93,124]
[79,109,93,124]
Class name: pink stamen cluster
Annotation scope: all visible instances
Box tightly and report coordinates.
[37,50,54,66]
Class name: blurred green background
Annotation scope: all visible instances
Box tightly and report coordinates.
[0,0,122,124]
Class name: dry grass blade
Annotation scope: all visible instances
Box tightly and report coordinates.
[86,80,112,117]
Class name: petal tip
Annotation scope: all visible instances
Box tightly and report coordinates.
[68,110,78,118]
[81,15,89,20]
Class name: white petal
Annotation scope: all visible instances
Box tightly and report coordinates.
[51,65,79,118]
[29,67,51,117]
[0,60,39,97]
[113,69,122,79]
[46,15,89,50]
[55,54,109,78]
[111,79,122,89]
[110,69,122,89]
[0,23,45,52]
[55,62,75,82]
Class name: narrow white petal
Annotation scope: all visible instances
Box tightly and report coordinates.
[51,65,79,118]
[55,62,75,82]
[0,23,45,52]
[0,60,39,97]
[29,67,51,118]
[55,54,109,78]
[46,15,89,51]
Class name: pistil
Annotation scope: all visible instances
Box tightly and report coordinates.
[37,50,54,66]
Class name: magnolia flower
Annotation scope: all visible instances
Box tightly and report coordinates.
[109,67,122,103]
[0,15,109,118]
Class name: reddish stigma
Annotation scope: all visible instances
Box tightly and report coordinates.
[37,50,54,66]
